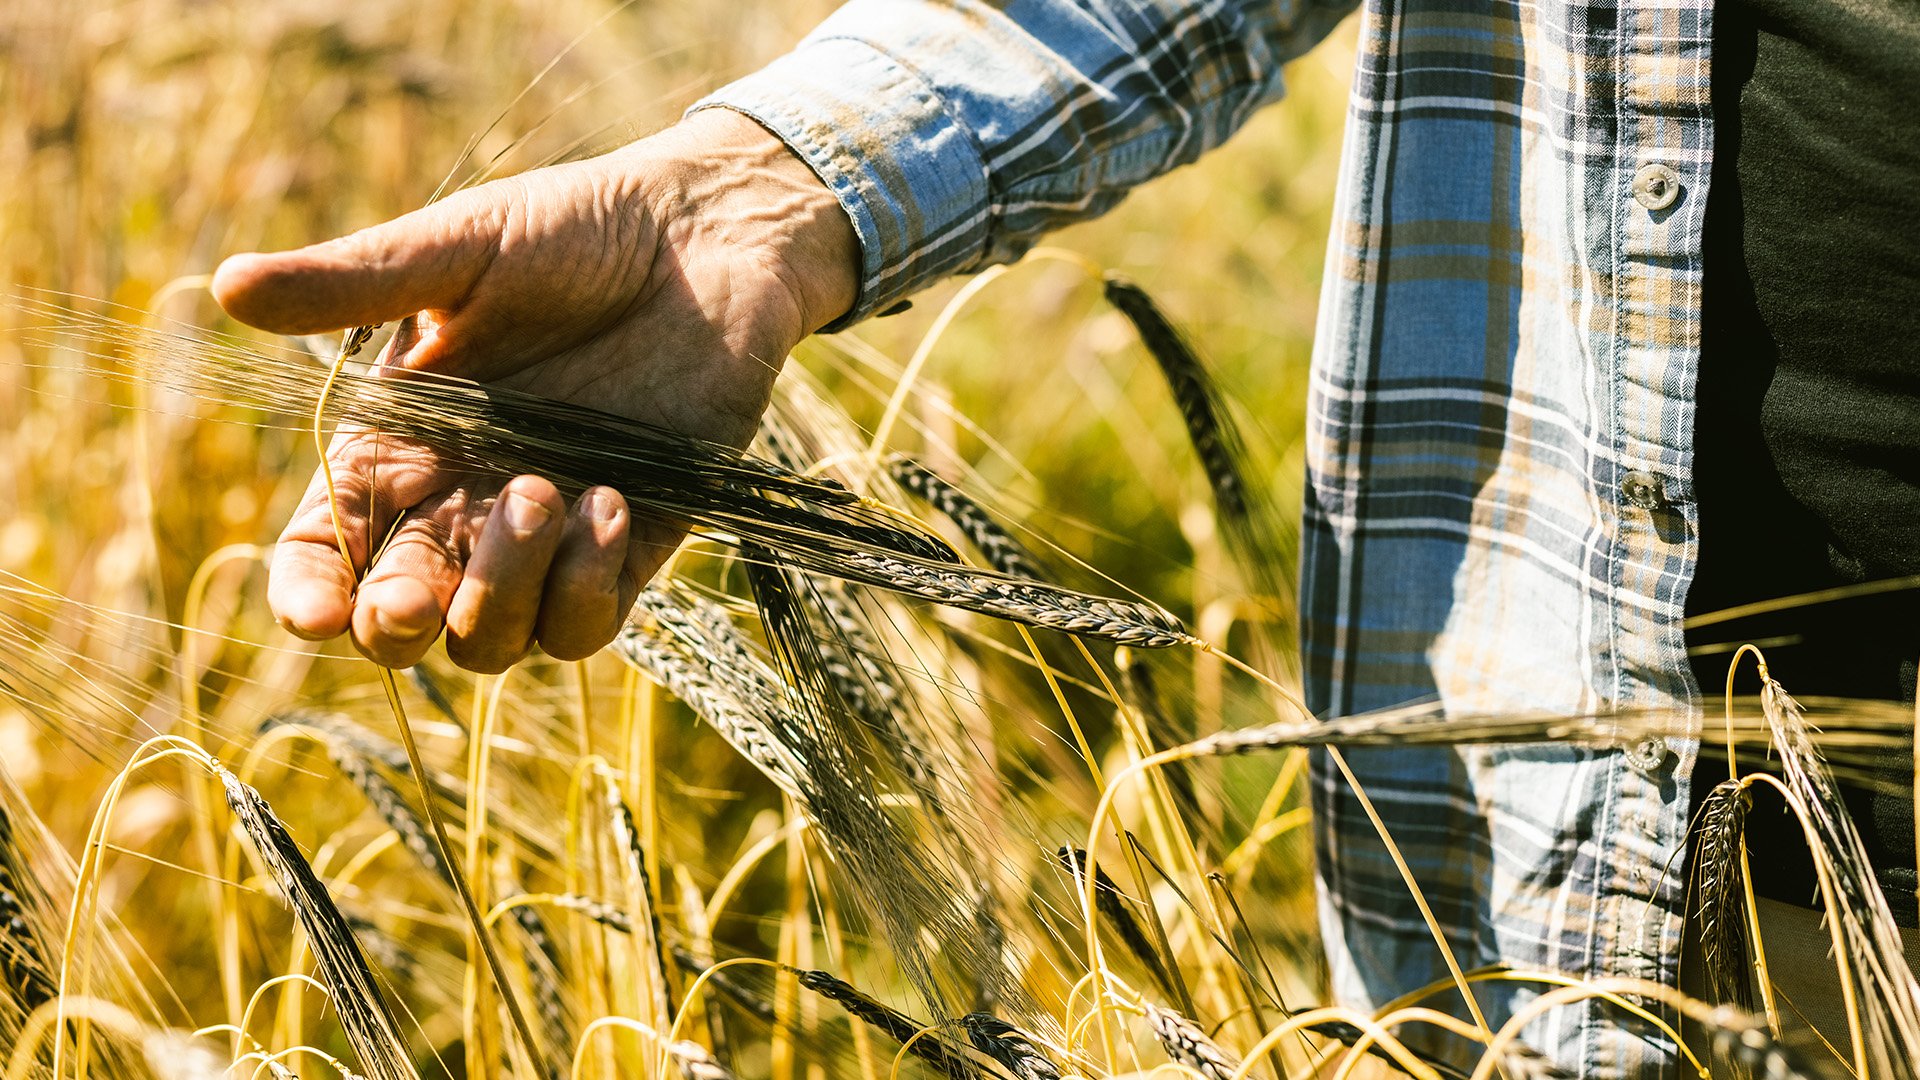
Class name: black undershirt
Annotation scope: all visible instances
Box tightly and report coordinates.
[1686,0,1920,923]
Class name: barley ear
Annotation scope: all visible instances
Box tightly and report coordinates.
[959,1013,1061,1080]
[886,456,1043,581]
[1694,778,1756,1013]
[1143,1002,1238,1080]
[218,768,419,1080]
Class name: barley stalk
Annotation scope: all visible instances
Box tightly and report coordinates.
[959,1013,1060,1080]
[887,456,1043,581]
[1142,1002,1238,1080]
[1693,779,1755,1014]
[794,969,973,1080]
[0,808,57,1021]
[1055,848,1177,1000]
[217,767,419,1080]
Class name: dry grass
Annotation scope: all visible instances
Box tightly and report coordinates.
[0,4,1911,1080]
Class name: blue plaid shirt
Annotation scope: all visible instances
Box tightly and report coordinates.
[702,2,1712,1075]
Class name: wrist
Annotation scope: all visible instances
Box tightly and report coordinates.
[641,109,860,335]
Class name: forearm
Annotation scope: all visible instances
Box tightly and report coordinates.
[694,0,1357,325]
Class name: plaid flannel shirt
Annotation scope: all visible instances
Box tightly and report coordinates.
[701,2,1712,1075]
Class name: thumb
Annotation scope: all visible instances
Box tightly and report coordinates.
[212,184,508,335]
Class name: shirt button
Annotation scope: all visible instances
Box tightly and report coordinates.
[1621,471,1667,510]
[1624,736,1670,772]
[1631,163,1681,211]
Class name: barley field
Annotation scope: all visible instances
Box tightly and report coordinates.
[0,3,1911,1079]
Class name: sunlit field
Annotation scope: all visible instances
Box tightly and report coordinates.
[1,3,1912,1079]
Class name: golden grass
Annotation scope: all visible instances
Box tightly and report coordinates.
[0,4,1909,1080]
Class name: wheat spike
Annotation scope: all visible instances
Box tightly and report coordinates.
[959,1013,1060,1080]
[807,584,945,806]
[1100,274,1298,628]
[1142,1002,1238,1080]
[615,589,810,802]
[668,1040,737,1080]
[795,969,973,1079]
[671,947,775,1024]
[261,709,413,774]
[1701,1005,1827,1080]
[812,586,907,730]
[1488,1043,1572,1079]
[494,874,572,1080]
[1298,1020,1475,1079]
[887,456,1043,580]
[218,768,418,1080]
[630,573,1029,1024]
[0,808,56,1020]
[28,302,1198,645]
[330,740,451,885]
[606,784,675,1021]
[1693,778,1755,1013]
[551,894,635,934]
[1117,656,1205,829]
[833,550,1190,647]
[1101,278,1246,520]
[1759,678,1920,1077]
[1056,848,1177,999]
[404,665,463,723]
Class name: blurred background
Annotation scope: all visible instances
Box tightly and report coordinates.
[0,0,1353,1069]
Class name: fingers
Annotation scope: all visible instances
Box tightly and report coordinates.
[536,487,642,661]
[268,432,451,638]
[351,490,476,668]
[444,477,567,673]
[271,465,663,670]
[211,182,509,335]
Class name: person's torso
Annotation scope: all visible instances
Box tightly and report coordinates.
[1686,0,1920,924]
[1304,0,1920,1070]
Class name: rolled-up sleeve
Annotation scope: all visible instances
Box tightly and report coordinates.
[692,0,1355,327]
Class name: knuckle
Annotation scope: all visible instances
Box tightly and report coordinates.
[385,515,463,566]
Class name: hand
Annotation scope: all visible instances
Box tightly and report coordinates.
[213,109,859,672]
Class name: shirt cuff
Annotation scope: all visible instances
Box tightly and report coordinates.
[690,38,994,330]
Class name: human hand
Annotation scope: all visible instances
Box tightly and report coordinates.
[213,109,858,672]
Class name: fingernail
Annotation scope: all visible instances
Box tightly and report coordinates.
[504,491,552,534]
[583,488,620,522]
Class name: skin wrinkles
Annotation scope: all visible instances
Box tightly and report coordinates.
[215,108,859,671]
